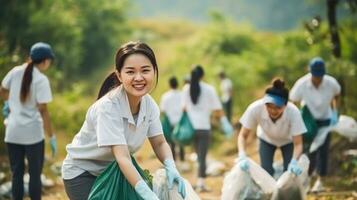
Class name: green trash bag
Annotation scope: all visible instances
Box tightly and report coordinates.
[172,111,195,146]
[88,157,152,200]
[161,113,173,144]
[301,105,318,147]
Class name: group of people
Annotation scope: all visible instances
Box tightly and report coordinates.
[0,40,340,200]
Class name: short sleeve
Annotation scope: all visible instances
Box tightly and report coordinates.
[35,77,53,103]
[209,87,222,110]
[1,68,14,89]
[289,80,302,102]
[147,101,163,138]
[289,105,307,136]
[331,78,341,96]
[159,94,166,112]
[97,103,127,147]
[239,103,258,130]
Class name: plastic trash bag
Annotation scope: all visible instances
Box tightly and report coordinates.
[88,157,151,200]
[271,154,310,200]
[332,115,357,141]
[161,113,173,143]
[301,105,318,143]
[309,126,333,153]
[221,158,276,200]
[172,111,195,146]
[152,169,200,200]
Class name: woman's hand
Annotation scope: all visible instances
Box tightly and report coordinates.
[164,159,186,199]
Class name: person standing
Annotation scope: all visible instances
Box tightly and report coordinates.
[0,42,57,200]
[237,78,306,177]
[290,57,341,192]
[182,65,232,192]
[160,76,185,162]
[62,41,186,200]
[218,71,233,122]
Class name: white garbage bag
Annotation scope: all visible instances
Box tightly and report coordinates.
[309,126,333,153]
[271,154,310,200]
[153,169,200,200]
[332,115,357,141]
[221,158,276,200]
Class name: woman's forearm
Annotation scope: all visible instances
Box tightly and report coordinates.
[292,135,303,159]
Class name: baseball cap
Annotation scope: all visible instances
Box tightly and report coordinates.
[30,42,55,61]
[309,57,325,77]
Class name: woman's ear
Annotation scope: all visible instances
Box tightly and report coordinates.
[115,70,122,83]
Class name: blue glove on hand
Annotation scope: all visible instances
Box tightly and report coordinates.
[288,158,302,176]
[164,159,186,199]
[135,180,159,200]
[49,135,57,157]
[237,152,249,172]
[220,116,233,138]
[330,109,338,126]
[2,101,10,118]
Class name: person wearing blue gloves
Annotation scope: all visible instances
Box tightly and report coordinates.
[237,78,306,177]
[0,42,57,200]
[181,65,233,192]
[290,57,341,192]
[62,41,186,200]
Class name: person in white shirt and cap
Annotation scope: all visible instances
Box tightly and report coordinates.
[182,65,233,192]
[218,71,233,122]
[62,41,186,200]
[160,76,185,162]
[290,57,341,192]
[237,78,306,177]
[0,42,57,200]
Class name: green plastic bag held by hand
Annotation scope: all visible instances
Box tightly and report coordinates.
[88,157,152,200]
[172,111,195,146]
[161,114,173,143]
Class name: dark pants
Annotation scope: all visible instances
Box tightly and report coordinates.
[170,142,185,161]
[308,133,331,176]
[7,140,44,200]
[223,98,232,122]
[63,171,97,200]
[259,138,293,176]
[194,130,211,178]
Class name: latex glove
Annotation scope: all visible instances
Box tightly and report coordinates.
[330,109,338,126]
[49,135,57,157]
[236,152,249,172]
[164,159,186,199]
[2,101,10,118]
[220,116,233,138]
[288,158,302,176]
[135,180,159,200]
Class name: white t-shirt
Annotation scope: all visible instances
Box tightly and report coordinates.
[160,89,182,126]
[182,82,222,130]
[220,78,233,103]
[290,74,341,120]
[239,99,307,147]
[1,64,52,144]
[62,86,163,179]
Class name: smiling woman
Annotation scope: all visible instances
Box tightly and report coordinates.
[62,41,186,200]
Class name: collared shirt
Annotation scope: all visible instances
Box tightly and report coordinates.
[160,89,182,126]
[220,78,233,103]
[290,74,341,120]
[240,99,307,147]
[62,86,163,179]
[182,82,222,130]
[1,64,52,144]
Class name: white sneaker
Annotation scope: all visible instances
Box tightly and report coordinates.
[310,179,325,193]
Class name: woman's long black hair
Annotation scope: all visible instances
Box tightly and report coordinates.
[20,59,46,103]
[189,65,204,104]
[97,41,159,100]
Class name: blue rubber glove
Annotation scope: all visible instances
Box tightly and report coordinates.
[330,109,338,126]
[237,152,249,172]
[220,116,233,138]
[49,135,57,157]
[164,159,186,199]
[135,180,159,200]
[2,101,10,118]
[288,158,302,176]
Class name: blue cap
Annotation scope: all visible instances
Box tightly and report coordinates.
[263,94,287,107]
[30,42,55,61]
[309,57,325,77]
